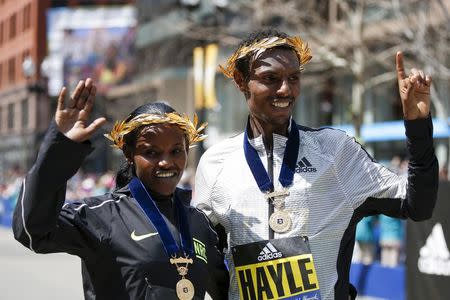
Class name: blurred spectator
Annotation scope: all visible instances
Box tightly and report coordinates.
[0,165,25,227]
[354,216,376,265]
[378,156,407,267]
[439,163,448,181]
[379,215,404,267]
[0,184,6,224]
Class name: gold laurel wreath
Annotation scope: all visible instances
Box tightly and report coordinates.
[219,36,312,79]
[104,113,207,150]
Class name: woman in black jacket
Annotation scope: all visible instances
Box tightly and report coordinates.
[13,78,228,300]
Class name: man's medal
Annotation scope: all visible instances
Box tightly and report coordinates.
[244,119,299,233]
[129,177,195,300]
[267,189,292,232]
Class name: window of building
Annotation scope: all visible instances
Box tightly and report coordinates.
[7,103,14,129]
[8,57,15,83]
[22,50,30,80]
[22,50,30,62]
[10,13,16,39]
[23,4,31,30]
[21,99,28,129]
[0,22,4,45]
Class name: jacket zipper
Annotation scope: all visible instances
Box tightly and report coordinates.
[267,147,274,240]
[145,277,152,289]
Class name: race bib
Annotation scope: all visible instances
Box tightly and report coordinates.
[232,236,321,300]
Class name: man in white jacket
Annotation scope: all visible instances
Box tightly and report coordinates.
[192,28,438,300]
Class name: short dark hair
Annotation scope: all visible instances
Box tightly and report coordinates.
[235,28,289,81]
[115,101,176,189]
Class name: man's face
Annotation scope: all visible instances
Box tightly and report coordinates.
[129,124,188,197]
[242,48,301,128]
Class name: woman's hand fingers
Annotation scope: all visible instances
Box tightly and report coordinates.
[83,84,96,114]
[57,87,67,111]
[55,78,105,142]
[76,79,93,110]
[69,80,85,108]
[85,117,107,136]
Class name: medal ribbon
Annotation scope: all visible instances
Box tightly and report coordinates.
[243,118,299,192]
[129,177,194,258]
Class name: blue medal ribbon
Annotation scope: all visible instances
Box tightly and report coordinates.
[243,118,299,192]
[129,177,194,258]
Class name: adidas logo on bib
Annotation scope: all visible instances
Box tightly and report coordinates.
[418,223,450,276]
[257,242,283,261]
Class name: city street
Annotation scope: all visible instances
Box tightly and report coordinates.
[0,227,83,300]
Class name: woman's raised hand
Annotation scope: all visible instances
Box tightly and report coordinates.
[55,78,106,142]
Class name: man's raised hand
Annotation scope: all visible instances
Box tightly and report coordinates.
[396,51,432,120]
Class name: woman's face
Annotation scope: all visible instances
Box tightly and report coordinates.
[128,124,188,197]
[240,47,301,129]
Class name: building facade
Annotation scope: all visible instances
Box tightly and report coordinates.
[0,0,135,178]
[129,0,450,167]
[0,0,50,175]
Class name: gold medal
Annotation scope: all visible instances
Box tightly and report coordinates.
[170,256,195,300]
[176,278,195,300]
[269,210,292,233]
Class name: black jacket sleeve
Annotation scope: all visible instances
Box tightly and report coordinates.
[201,213,229,299]
[402,116,439,220]
[12,122,106,257]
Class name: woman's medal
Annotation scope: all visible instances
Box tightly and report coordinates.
[129,177,195,300]
[244,119,299,234]
[171,256,195,300]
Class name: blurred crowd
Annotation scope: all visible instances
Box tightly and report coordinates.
[0,166,24,227]
[0,165,196,227]
[0,166,116,227]
[1,156,449,263]
[65,171,116,202]
[352,156,449,268]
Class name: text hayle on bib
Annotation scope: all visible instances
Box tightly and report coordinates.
[232,236,321,300]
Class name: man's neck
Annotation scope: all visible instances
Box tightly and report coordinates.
[248,116,289,150]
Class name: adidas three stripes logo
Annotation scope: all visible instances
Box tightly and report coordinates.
[296,157,317,173]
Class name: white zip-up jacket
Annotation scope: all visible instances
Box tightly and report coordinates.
[192,116,438,300]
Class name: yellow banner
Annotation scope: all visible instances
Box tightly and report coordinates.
[193,46,204,110]
[193,43,218,109]
[203,43,218,109]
